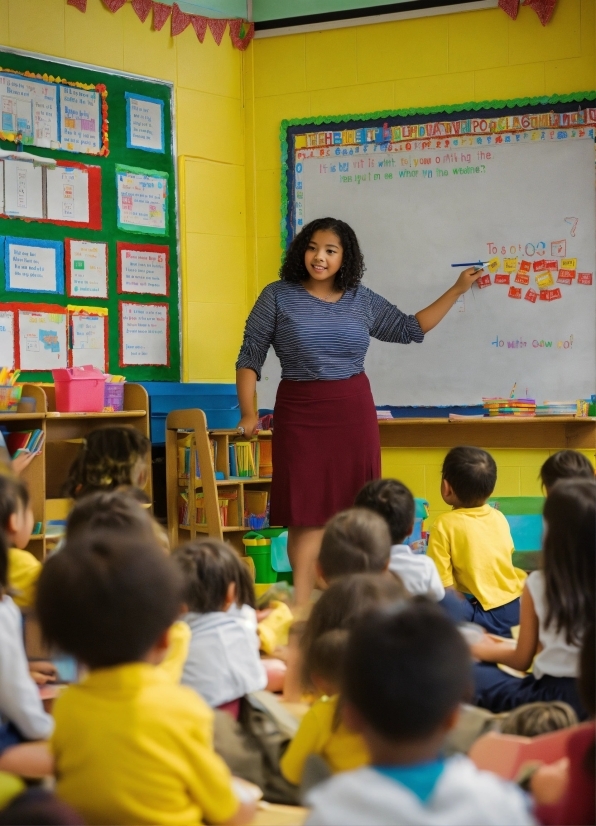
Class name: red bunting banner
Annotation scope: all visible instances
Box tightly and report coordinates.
[498,0,519,19]
[131,0,153,22]
[152,1,172,30]
[191,14,208,42]
[522,0,557,24]
[171,3,191,35]
[207,16,227,45]
[67,0,88,10]
[102,0,126,11]
[229,19,255,51]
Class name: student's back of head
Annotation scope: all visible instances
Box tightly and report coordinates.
[354,479,414,545]
[441,445,497,507]
[318,508,391,582]
[542,478,596,647]
[36,529,183,669]
[343,600,472,743]
[172,538,255,613]
[540,450,594,493]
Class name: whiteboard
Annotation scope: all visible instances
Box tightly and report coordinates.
[260,131,596,408]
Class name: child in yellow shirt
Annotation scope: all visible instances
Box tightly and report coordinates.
[36,525,254,826]
[426,446,526,638]
[0,474,40,611]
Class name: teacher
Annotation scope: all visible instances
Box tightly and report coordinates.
[236,217,482,605]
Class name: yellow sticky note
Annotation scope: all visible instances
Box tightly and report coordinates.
[535,271,554,289]
[504,258,518,273]
[560,258,577,270]
[488,257,500,273]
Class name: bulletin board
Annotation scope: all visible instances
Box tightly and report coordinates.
[0,47,180,382]
[257,94,596,408]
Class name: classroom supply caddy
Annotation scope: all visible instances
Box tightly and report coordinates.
[52,366,106,413]
[140,383,238,445]
[243,529,292,585]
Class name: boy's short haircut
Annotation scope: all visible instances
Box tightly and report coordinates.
[172,539,255,613]
[304,628,349,688]
[354,479,415,545]
[442,446,497,507]
[36,530,183,669]
[540,450,594,491]
[0,473,29,529]
[318,508,391,581]
[66,490,157,541]
[500,701,577,737]
[344,601,472,741]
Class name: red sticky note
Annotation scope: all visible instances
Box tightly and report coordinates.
[544,259,558,271]
[549,288,562,300]
[495,273,510,285]
[578,272,593,285]
[508,286,522,299]
[533,259,546,271]
[558,269,576,279]
[539,290,549,301]
[515,272,530,285]
[518,260,531,274]
[477,274,491,289]
[524,288,538,303]
[557,274,573,285]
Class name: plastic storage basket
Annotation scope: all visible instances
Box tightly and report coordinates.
[104,382,125,412]
[52,366,106,413]
[243,528,293,585]
[0,385,22,413]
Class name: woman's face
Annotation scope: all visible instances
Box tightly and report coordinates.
[304,230,344,284]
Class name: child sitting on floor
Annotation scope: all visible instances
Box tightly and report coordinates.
[426,446,526,637]
[355,479,444,600]
[173,539,267,714]
[317,508,392,584]
[0,474,39,611]
[471,478,594,721]
[306,601,533,826]
[540,449,594,494]
[36,527,253,826]
[62,426,151,501]
[281,574,407,788]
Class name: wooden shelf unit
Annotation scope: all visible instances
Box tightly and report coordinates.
[165,411,272,550]
[1,382,150,559]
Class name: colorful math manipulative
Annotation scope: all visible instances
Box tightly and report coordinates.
[495,273,510,285]
[508,286,522,299]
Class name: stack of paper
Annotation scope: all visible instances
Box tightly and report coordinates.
[535,402,578,417]
[482,398,536,417]
[376,409,393,420]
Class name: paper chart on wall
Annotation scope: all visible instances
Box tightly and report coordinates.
[0,73,59,148]
[5,238,64,294]
[119,245,168,295]
[3,159,43,219]
[120,302,168,365]
[18,308,67,370]
[66,240,107,298]
[59,86,101,154]
[116,166,168,235]
[0,309,15,369]
[69,310,107,370]
[46,165,90,223]
[126,93,164,153]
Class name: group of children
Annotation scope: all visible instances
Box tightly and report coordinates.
[0,427,593,825]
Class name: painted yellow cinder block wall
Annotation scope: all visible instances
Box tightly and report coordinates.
[0,0,247,382]
[245,0,595,509]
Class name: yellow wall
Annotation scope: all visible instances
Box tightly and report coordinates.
[0,0,247,382]
[244,0,595,519]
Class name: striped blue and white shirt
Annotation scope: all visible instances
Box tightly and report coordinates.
[236,280,424,381]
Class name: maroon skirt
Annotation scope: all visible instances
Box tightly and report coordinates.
[270,373,381,527]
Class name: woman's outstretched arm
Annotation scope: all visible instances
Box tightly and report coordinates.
[415,267,484,334]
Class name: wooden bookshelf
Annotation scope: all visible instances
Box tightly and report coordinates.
[1,383,150,559]
[165,410,272,551]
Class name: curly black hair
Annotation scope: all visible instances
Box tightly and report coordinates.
[279,217,365,291]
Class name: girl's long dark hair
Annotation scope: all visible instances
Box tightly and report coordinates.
[279,217,365,291]
[543,479,596,646]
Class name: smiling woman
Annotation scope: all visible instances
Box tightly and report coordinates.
[236,217,482,605]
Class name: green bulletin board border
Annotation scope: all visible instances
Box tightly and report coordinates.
[0,46,181,382]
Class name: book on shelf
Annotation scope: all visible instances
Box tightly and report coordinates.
[179,489,238,528]
[482,398,536,417]
[6,429,45,457]
[229,440,258,478]
[177,434,217,480]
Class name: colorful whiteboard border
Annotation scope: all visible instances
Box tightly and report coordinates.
[115,165,169,237]
[116,241,170,297]
[67,306,109,372]
[118,300,170,367]
[65,238,108,299]
[4,237,65,295]
[125,92,165,154]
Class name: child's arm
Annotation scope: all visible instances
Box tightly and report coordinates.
[280,703,327,786]
[425,522,454,589]
[471,584,539,672]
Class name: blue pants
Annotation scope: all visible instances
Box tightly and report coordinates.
[461,596,520,638]
[0,722,24,755]
[474,662,587,720]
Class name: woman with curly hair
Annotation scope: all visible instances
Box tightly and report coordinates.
[236,217,482,605]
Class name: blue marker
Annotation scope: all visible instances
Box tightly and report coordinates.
[451,261,491,267]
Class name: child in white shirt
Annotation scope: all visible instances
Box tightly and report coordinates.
[173,539,267,711]
[355,479,444,600]
[306,601,533,826]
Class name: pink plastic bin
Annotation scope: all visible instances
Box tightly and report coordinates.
[52,366,106,413]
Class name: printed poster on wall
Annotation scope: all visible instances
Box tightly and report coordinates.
[120,301,169,366]
[46,165,90,223]
[65,240,108,298]
[59,86,101,154]
[0,308,15,369]
[5,238,64,294]
[125,93,164,153]
[116,165,168,235]
[0,73,59,148]
[68,307,108,371]
[117,243,169,295]
[18,307,67,371]
[3,159,43,219]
